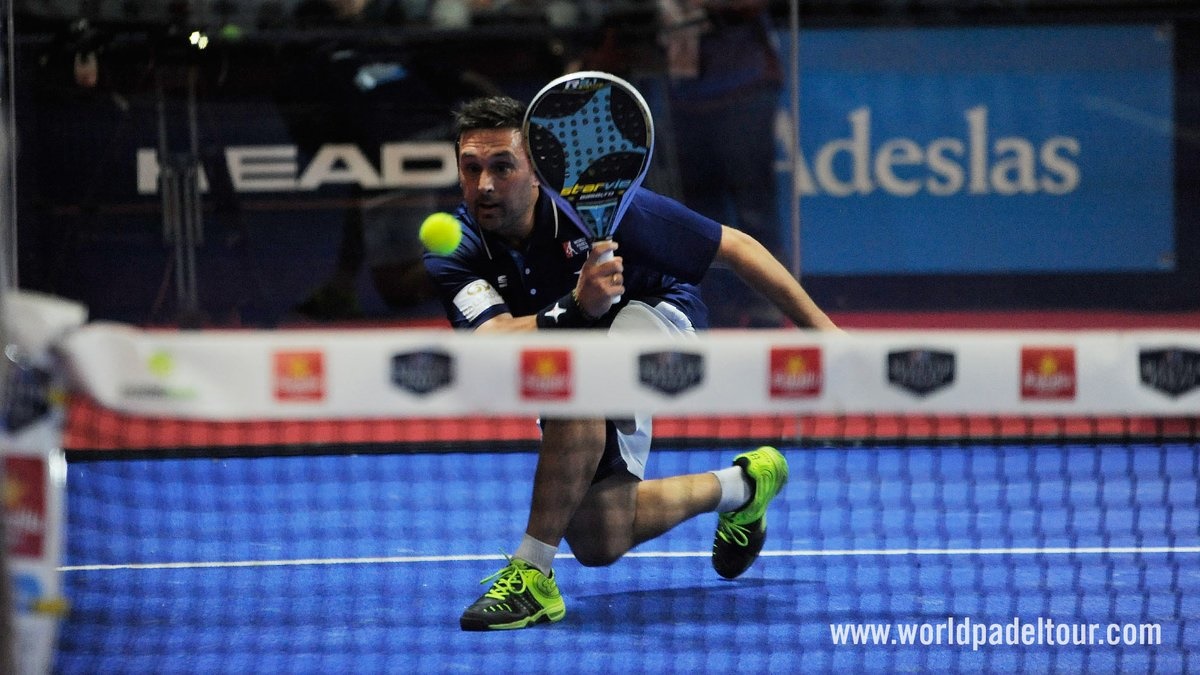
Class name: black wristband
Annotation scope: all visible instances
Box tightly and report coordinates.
[535,290,599,329]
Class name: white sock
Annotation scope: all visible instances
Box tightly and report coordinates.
[711,465,753,513]
[514,534,557,576]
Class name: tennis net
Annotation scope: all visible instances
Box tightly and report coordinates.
[42,319,1200,672]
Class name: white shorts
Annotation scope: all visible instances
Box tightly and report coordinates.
[600,300,697,481]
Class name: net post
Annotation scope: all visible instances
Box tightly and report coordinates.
[1,2,15,669]
[0,390,12,675]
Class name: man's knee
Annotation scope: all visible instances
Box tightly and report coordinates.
[570,540,626,568]
[542,418,607,448]
[565,475,639,567]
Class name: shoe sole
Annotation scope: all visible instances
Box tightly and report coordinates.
[460,604,566,631]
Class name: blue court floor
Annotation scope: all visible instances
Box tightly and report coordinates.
[56,443,1200,673]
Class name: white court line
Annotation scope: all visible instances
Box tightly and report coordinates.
[59,545,1200,573]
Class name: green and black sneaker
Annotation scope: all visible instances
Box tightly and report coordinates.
[460,557,566,631]
[712,446,789,580]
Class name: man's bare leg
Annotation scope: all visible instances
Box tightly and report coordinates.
[565,471,724,566]
[513,418,608,571]
[460,417,606,631]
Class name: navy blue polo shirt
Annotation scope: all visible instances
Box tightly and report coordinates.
[424,187,723,330]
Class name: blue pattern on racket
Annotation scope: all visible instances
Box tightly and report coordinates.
[525,71,655,302]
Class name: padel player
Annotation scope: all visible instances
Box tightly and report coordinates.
[423,95,838,631]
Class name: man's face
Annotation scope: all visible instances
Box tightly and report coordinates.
[457,128,541,244]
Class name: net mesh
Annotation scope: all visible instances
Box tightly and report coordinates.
[52,330,1200,672]
[64,391,1198,452]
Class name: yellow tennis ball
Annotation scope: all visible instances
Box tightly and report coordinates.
[419,212,463,255]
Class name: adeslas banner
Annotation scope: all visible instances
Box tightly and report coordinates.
[780,25,1174,275]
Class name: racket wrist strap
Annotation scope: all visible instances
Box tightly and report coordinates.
[535,290,600,329]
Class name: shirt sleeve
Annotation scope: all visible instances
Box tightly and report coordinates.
[422,233,510,330]
[616,189,722,284]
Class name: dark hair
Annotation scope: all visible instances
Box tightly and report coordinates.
[452,95,527,137]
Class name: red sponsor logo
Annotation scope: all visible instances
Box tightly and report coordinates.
[520,349,572,400]
[769,347,823,398]
[274,351,326,402]
[1020,347,1076,400]
[4,456,47,558]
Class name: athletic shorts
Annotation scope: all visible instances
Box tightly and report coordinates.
[592,299,697,483]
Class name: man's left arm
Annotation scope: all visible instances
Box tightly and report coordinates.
[714,225,839,331]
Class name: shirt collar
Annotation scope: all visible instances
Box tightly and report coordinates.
[458,190,574,262]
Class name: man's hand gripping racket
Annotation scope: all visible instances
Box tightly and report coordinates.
[524,71,654,311]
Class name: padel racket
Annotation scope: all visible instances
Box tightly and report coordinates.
[524,71,655,302]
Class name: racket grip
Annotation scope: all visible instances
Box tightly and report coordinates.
[595,247,621,304]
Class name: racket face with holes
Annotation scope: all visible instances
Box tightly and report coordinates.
[523,71,654,242]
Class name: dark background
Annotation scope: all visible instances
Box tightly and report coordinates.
[9,1,1200,328]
